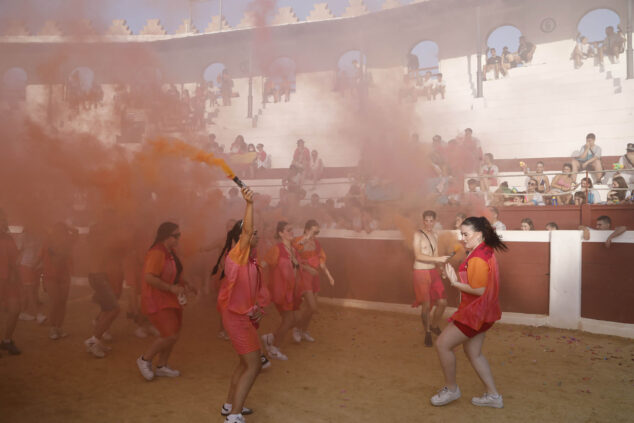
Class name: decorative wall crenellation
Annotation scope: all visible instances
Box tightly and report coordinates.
[0,0,402,39]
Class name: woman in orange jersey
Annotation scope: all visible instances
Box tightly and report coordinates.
[136,221,194,381]
[218,187,269,423]
[431,217,506,409]
[40,222,78,340]
[259,221,300,361]
[291,219,335,343]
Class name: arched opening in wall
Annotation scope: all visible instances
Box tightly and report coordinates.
[336,50,366,93]
[2,67,27,103]
[578,9,621,43]
[576,9,624,66]
[203,62,226,88]
[486,25,522,57]
[66,67,102,112]
[265,57,296,103]
[485,25,535,78]
[408,40,439,76]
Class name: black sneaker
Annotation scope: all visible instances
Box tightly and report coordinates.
[431,326,442,336]
[424,332,433,347]
[0,340,21,355]
[260,354,271,369]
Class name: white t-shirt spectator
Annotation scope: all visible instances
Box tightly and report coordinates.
[492,220,506,232]
[573,144,602,161]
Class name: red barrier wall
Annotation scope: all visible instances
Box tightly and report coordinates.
[318,238,550,315]
[581,242,634,324]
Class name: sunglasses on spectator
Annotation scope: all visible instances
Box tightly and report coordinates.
[170,233,181,239]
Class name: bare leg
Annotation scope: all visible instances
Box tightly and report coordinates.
[297,291,318,332]
[420,301,430,332]
[229,351,261,415]
[157,334,178,367]
[435,322,469,391]
[273,310,295,348]
[93,306,120,339]
[143,335,177,362]
[431,299,447,329]
[3,297,20,340]
[227,358,247,403]
[463,332,498,395]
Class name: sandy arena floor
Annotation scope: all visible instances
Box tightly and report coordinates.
[1,285,633,423]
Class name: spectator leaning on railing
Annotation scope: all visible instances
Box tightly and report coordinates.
[580,215,626,248]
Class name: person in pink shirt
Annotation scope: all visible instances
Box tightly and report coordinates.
[218,187,269,423]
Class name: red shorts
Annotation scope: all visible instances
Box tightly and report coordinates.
[412,268,445,307]
[18,265,36,286]
[222,309,261,355]
[454,321,494,338]
[0,277,21,300]
[147,308,183,337]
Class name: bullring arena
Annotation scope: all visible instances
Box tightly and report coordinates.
[0,0,633,422]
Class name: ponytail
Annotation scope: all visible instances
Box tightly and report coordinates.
[212,219,243,277]
[462,216,508,252]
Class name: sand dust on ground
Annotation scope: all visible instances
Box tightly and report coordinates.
[1,286,633,423]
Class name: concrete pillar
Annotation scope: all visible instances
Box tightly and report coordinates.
[548,231,582,329]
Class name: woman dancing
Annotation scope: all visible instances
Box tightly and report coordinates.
[136,221,193,380]
[260,221,300,360]
[431,216,506,409]
[217,187,269,423]
[292,219,335,343]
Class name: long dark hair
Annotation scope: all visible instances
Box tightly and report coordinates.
[212,219,243,277]
[304,219,319,233]
[275,221,289,240]
[151,221,183,280]
[462,216,508,252]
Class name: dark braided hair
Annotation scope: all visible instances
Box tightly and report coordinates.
[212,219,243,277]
[461,216,508,252]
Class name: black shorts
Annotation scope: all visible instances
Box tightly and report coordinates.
[89,273,119,312]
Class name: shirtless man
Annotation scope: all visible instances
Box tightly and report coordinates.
[413,210,450,347]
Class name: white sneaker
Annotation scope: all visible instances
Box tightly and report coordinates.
[36,313,47,324]
[84,338,106,358]
[155,365,180,378]
[49,327,59,340]
[19,312,35,321]
[471,393,504,408]
[134,327,148,338]
[267,345,288,361]
[224,414,245,423]
[260,354,271,369]
[431,386,461,406]
[136,356,154,381]
[292,328,302,343]
[221,404,254,416]
[102,331,113,341]
[301,331,315,342]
